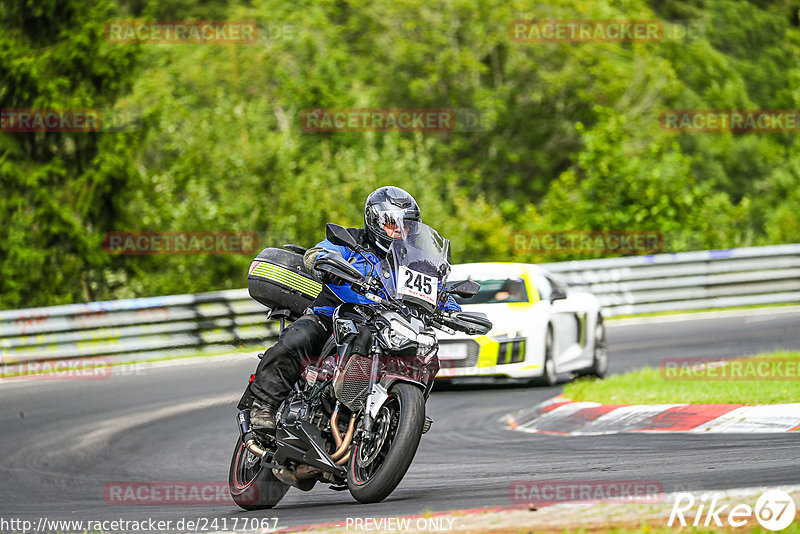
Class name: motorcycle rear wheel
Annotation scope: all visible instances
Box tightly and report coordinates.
[228,436,289,510]
[347,382,425,504]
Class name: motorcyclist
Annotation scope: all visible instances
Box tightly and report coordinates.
[249,186,460,435]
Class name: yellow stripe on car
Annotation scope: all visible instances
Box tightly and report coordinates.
[520,268,540,304]
[475,336,499,368]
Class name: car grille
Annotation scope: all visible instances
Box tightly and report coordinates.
[333,355,371,410]
[438,340,480,369]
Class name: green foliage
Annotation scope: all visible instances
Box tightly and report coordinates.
[528,107,752,260]
[2,0,799,307]
[0,0,142,308]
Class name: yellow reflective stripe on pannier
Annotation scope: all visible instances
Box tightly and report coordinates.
[251,263,322,296]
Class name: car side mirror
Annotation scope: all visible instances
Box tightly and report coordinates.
[326,223,359,249]
[448,280,480,298]
[550,287,567,301]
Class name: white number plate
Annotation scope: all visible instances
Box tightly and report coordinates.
[438,343,468,360]
[397,266,438,306]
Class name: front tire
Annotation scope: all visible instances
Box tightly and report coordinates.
[228,437,289,510]
[347,382,425,504]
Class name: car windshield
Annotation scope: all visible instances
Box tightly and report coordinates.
[450,278,528,304]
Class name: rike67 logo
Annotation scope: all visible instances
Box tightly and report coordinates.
[669,489,797,531]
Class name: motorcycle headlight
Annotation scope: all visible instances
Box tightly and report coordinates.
[416,333,437,358]
[388,319,416,348]
[417,333,436,347]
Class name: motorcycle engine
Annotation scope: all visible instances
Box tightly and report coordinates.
[283,397,308,425]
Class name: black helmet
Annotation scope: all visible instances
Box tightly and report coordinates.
[364,186,421,253]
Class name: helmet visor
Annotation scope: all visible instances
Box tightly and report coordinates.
[375,209,413,239]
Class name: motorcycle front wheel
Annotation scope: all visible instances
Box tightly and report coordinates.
[347,382,425,504]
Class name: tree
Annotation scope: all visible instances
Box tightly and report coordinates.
[0,0,143,307]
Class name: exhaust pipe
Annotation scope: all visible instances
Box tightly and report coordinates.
[245,438,267,458]
[330,406,356,461]
[331,406,343,446]
[272,468,317,491]
[335,450,351,466]
[238,407,351,489]
[237,409,267,458]
[294,464,323,480]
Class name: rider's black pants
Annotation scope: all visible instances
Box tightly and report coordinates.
[250,313,332,406]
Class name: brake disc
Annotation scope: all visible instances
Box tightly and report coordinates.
[358,406,392,467]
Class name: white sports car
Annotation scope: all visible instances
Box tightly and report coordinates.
[436,263,608,385]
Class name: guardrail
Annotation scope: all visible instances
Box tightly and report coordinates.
[546,244,800,316]
[1,244,799,370]
[0,289,277,370]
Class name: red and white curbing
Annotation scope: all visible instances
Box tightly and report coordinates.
[505,396,800,435]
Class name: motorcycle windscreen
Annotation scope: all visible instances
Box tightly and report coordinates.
[378,220,451,313]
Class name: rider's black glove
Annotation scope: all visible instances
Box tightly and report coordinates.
[321,271,346,286]
[310,250,348,286]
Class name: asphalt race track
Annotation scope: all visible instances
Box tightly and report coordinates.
[2,308,800,530]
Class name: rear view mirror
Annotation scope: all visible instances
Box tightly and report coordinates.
[326,223,359,249]
[448,280,480,298]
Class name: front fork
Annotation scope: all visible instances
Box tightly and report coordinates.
[358,344,390,441]
[360,347,380,434]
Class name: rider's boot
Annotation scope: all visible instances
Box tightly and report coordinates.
[250,399,278,436]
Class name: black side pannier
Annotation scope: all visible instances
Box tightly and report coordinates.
[247,247,322,319]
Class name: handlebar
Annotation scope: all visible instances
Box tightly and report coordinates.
[315,254,491,334]
[433,309,493,336]
[432,310,458,331]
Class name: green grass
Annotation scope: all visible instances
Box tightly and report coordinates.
[607,302,800,320]
[563,351,800,405]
